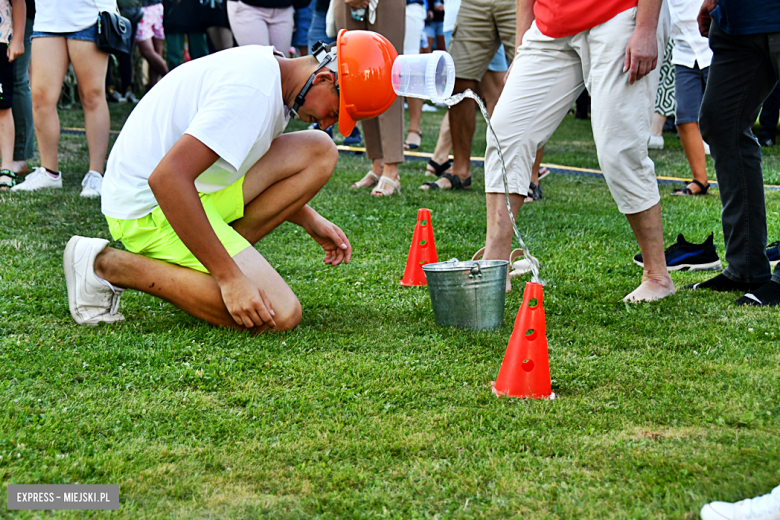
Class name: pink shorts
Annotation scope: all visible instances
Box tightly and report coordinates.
[135,3,165,42]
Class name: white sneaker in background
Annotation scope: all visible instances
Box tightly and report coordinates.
[80,170,103,198]
[10,166,62,192]
[648,135,665,150]
[63,236,125,325]
[701,484,780,520]
[703,141,711,155]
[123,91,139,104]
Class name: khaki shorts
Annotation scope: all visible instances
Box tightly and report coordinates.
[106,178,251,273]
[448,0,516,81]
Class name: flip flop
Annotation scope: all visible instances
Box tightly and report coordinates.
[351,170,379,189]
[421,173,471,191]
[471,247,539,278]
[425,158,452,177]
[403,129,422,150]
[370,176,401,196]
[672,179,710,196]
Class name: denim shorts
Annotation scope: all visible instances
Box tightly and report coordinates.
[32,23,98,42]
[675,63,709,125]
[292,0,314,48]
[424,20,444,39]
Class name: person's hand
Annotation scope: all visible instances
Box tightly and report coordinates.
[219,274,276,330]
[306,214,352,266]
[7,39,23,62]
[623,27,658,85]
[344,0,369,9]
[427,9,434,21]
[698,0,718,37]
[433,3,444,11]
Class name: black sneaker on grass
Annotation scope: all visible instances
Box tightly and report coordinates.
[767,240,780,267]
[634,233,722,271]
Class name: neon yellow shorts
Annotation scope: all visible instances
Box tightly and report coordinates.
[106,178,250,273]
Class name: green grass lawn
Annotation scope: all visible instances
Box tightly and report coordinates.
[1,102,779,519]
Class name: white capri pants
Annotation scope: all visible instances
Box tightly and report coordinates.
[404,2,426,55]
[485,7,663,215]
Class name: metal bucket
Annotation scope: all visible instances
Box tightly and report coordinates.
[422,259,509,330]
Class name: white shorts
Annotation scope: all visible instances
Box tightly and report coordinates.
[485,7,665,214]
[404,2,426,55]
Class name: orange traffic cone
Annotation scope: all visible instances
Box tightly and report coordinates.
[400,208,438,286]
[492,282,553,399]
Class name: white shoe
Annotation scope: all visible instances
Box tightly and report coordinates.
[648,135,665,150]
[10,166,62,192]
[701,484,780,520]
[80,170,103,198]
[123,91,139,104]
[63,236,125,325]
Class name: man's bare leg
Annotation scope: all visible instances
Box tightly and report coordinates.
[484,192,525,292]
[676,122,709,194]
[421,78,477,189]
[94,130,338,330]
[623,202,675,302]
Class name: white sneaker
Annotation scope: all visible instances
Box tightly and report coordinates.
[701,484,780,520]
[648,135,665,150]
[123,91,139,104]
[63,236,125,325]
[10,166,62,192]
[80,170,103,198]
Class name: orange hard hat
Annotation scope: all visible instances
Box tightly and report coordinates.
[336,29,398,137]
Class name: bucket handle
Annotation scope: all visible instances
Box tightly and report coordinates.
[469,263,482,279]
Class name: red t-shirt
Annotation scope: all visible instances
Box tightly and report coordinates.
[533,0,638,39]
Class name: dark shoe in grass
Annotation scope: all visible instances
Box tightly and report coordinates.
[767,240,780,267]
[735,280,780,307]
[634,233,722,271]
[684,273,766,292]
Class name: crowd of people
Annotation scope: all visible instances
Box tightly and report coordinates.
[0,0,779,517]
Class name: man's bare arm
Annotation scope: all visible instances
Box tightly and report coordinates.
[623,0,662,84]
[148,135,276,329]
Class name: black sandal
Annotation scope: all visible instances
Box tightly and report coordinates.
[672,179,710,196]
[0,169,16,190]
[426,158,452,177]
[422,172,472,191]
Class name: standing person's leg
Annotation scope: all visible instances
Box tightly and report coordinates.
[367,0,405,196]
[228,1,271,46]
[697,22,778,289]
[68,39,110,176]
[673,64,709,195]
[206,26,234,51]
[186,33,209,59]
[585,9,673,302]
[137,39,167,86]
[404,2,426,150]
[483,27,581,291]
[757,84,780,146]
[165,33,185,69]
[266,6,294,55]
[30,36,69,173]
[0,47,15,185]
[11,17,33,174]
[307,8,334,53]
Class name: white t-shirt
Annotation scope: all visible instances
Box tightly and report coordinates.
[102,46,290,220]
[33,0,117,33]
[668,0,712,69]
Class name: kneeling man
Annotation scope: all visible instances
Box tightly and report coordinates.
[64,31,397,331]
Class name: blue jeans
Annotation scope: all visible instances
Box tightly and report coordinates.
[307,9,334,54]
[699,21,780,284]
[32,23,98,42]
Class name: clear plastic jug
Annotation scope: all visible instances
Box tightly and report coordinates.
[391,51,455,103]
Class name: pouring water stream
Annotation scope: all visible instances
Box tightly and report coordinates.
[444,89,542,284]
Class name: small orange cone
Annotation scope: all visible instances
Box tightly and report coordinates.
[492,282,553,399]
[400,208,438,286]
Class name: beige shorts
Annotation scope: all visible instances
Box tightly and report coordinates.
[448,0,516,81]
[485,7,664,215]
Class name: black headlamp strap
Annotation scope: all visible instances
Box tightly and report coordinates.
[291,40,338,117]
